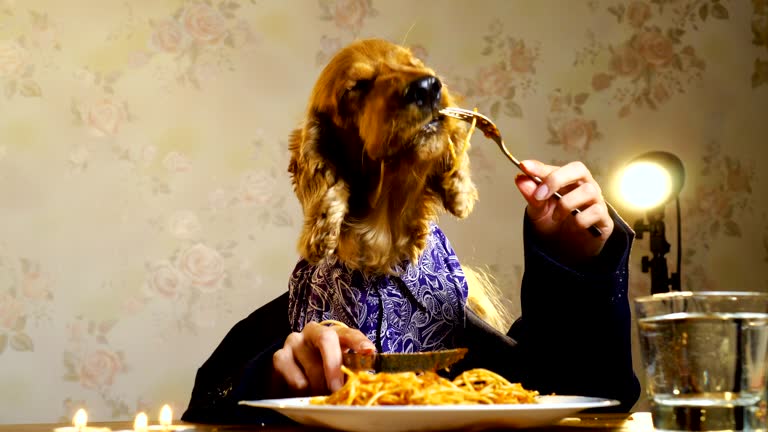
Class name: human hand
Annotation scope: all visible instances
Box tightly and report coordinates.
[514,160,614,260]
[272,322,375,395]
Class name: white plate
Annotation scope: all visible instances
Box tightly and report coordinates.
[239,395,619,431]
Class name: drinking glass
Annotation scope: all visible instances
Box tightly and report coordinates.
[635,291,768,431]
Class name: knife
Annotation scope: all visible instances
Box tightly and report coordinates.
[342,348,468,373]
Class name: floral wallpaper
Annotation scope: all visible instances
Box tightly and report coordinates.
[0,0,766,423]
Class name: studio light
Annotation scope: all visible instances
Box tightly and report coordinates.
[617,151,685,294]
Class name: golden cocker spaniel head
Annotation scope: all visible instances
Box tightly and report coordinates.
[288,39,477,274]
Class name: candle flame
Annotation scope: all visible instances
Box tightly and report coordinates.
[73,408,88,428]
[133,412,148,432]
[159,404,172,427]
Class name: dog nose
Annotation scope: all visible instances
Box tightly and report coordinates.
[404,76,442,109]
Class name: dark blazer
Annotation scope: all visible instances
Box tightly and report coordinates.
[182,212,641,424]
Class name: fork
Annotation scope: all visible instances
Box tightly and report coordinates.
[439,107,602,238]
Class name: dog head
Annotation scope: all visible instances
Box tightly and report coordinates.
[309,39,457,161]
[289,39,477,273]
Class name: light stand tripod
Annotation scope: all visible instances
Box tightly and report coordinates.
[633,199,681,294]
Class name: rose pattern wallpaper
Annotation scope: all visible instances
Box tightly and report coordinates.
[0,0,766,422]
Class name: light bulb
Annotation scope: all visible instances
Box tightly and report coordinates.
[619,161,672,210]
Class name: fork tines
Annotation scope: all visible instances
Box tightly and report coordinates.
[439,107,478,120]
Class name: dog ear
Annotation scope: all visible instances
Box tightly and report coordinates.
[288,114,350,264]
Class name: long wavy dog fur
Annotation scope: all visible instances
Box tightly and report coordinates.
[288,39,508,331]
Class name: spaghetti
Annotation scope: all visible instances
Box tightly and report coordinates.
[311,365,539,406]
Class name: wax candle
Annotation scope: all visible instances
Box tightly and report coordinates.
[111,411,150,432]
[113,408,191,432]
[53,408,111,432]
[159,405,172,429]
[75,409,87,428]
[146,405,193,431]
[133,412,148,432]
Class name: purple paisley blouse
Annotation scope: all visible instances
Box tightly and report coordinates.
[288,224,468,353]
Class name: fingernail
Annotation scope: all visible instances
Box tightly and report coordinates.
[520,160,532,171]
[296,376,308,389]
[534,184,549,200]
[359,341,375,353]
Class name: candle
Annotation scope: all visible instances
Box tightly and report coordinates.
[111,411,153,432]
[133,412,148,432]
[144,405,193,431]
[53,408,111,432]
[113,408,192,432]
[75,409,87,430]
[159,405,172,429]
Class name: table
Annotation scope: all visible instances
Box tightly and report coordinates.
[0,412,654,432]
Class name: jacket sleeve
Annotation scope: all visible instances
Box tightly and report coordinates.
[505,206,640,411]
[180,292,293,425]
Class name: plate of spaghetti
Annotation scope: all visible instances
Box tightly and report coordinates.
[239,367,618,431]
